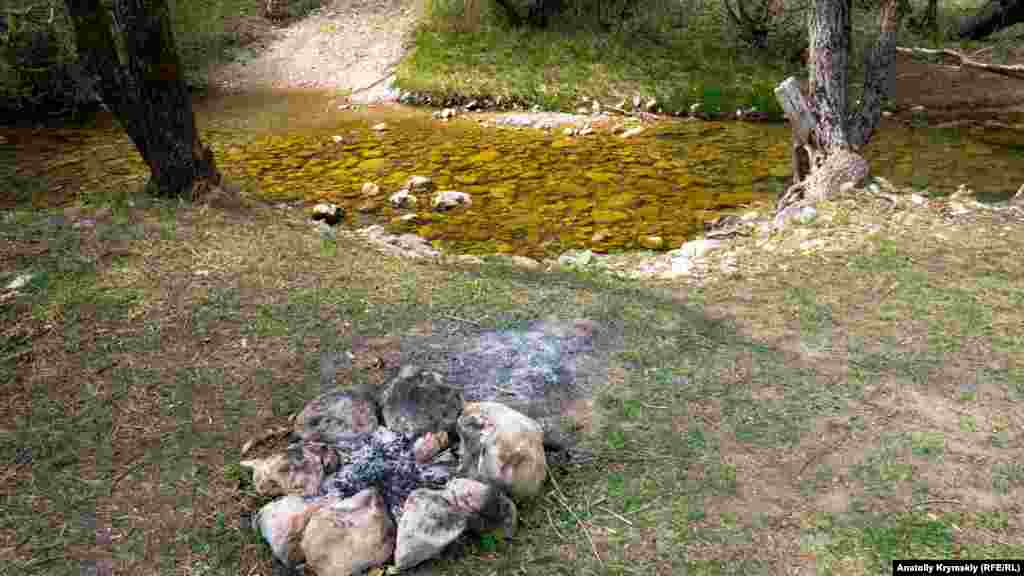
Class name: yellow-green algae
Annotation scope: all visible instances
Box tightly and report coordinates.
[4,90,1023,259]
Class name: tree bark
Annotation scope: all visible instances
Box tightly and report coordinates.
[958,0,1024,40]
[774,0,907,216]
[63,0,221,199]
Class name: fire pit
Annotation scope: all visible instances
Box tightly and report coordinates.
[242,318,603,575]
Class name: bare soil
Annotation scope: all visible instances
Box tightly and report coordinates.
[208,0,420,102]
[889,47,1024,121]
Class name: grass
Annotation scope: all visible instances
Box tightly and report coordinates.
[396,3,795,117]
[2,179,1021,574]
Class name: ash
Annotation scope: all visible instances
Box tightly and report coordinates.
[447,319,597,402]
[319,428,453,520]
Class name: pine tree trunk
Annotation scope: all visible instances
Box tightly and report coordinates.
[63,0,221,199]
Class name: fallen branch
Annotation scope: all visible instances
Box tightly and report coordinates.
[896,46,1024,80]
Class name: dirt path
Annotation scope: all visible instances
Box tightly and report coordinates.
[208,0,420,102]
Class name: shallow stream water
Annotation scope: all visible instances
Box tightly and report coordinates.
[3,90,1022,258]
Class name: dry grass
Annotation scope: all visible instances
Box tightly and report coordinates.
[1,178,1022,575]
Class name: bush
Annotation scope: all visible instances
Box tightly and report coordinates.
[0,2,99,122]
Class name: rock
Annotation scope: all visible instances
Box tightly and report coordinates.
[312,203,344,226]
[509,255,541,270]
[377,365,463,438]
[406,175,435,193]
[619,126,645,138]
[639,235,664,250]
[253,495,320,567]
[562,127,576,136]
[394,479,517,570]
[390,189,418,209]
[669,256,694,276]
[361,182,380,197]
[242,445,337,498]
[372,122,389,131]
[332,135,344,143]
[795,205,818,224]
[882,110,893,118]
[5,274,33,291]
[741,211,760,222]
[457,402,547,500]
[910,105,926,113]
[432,191,472,211]
[413,431,450,464]
[910,193,927,205]
[676,238,723,260]
[301,488,395,576]
[557,249,594,268]
[241,453,291,496]
[294,389,380,445]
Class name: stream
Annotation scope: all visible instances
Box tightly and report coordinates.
[3,89,1022,258]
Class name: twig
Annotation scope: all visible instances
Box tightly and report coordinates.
[443,314,480,326]
[599,506,634,526]
[546,465,603,565]
[909,499,962,509]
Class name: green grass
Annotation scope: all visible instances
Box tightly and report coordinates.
[396,21,793,117]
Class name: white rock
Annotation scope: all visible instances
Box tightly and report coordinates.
[457,402,547,500]
[301,488,395,576]
[795,205,818,224]
[910,193,927,205]
[406,175,435,193]
[677,238,723,260]
[254,495,318,566]
[509,255,541,270]
[361,182,380,197]
[432,190,472,211]
[619,126,645,138]
[331,135,343,143]
[5,274,33,291]
[390,189,417,208]
[669,257,694,275]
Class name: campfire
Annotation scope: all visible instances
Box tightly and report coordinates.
[241,319,602,575]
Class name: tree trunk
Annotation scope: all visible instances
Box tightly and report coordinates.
[775,0,907,218]
[63,0,221,199]
[959,0,1024,39]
